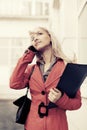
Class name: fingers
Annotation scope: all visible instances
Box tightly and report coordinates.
[51,88,60,93]
[48,88,62,103]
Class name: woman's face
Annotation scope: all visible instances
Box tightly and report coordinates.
[30,28,51,51]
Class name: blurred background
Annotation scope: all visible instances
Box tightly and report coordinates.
[0,0,87,130]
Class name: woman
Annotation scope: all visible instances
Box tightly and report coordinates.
[10,27,82,130]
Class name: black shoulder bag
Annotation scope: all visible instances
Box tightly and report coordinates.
[13,65,34,125]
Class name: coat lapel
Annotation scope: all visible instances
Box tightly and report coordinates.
[31,61,65,89]
[31,65,44,88]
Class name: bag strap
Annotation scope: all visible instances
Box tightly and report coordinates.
[26,65,35,95]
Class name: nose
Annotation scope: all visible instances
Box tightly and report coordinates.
[33,35,38,42]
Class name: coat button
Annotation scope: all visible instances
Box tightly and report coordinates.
[41,91,45,95]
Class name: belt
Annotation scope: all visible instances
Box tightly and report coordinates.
[38,102,48,118]
[38,102,57,118]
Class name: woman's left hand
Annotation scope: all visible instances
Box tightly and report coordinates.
[48,88,62,103]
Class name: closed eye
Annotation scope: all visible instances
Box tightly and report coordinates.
[37,32,43,35]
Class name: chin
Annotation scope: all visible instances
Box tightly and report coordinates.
[36,45,48,52]
[36,46,44,51]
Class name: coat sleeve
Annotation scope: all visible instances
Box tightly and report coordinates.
[55,89,82,110]
[10,50,35,89]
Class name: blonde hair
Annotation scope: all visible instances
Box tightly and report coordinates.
[37,27,73,63]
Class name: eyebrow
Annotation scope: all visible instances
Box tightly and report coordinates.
[29,31,35,35]
[29,30,43,35]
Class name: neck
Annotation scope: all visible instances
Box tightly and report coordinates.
[41,45,53,64]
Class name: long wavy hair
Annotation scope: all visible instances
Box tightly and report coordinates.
[30,27,74,63]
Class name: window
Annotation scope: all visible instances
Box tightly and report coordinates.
[0,0,49,18]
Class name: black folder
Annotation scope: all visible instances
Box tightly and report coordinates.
[48,63,87,109]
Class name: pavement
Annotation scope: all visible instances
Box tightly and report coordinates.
[0,99,24,130]
[0,98,87,130]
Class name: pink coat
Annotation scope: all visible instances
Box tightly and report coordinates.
[10,50,82,130]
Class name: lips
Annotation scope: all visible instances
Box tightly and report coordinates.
[35,41,41,46]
